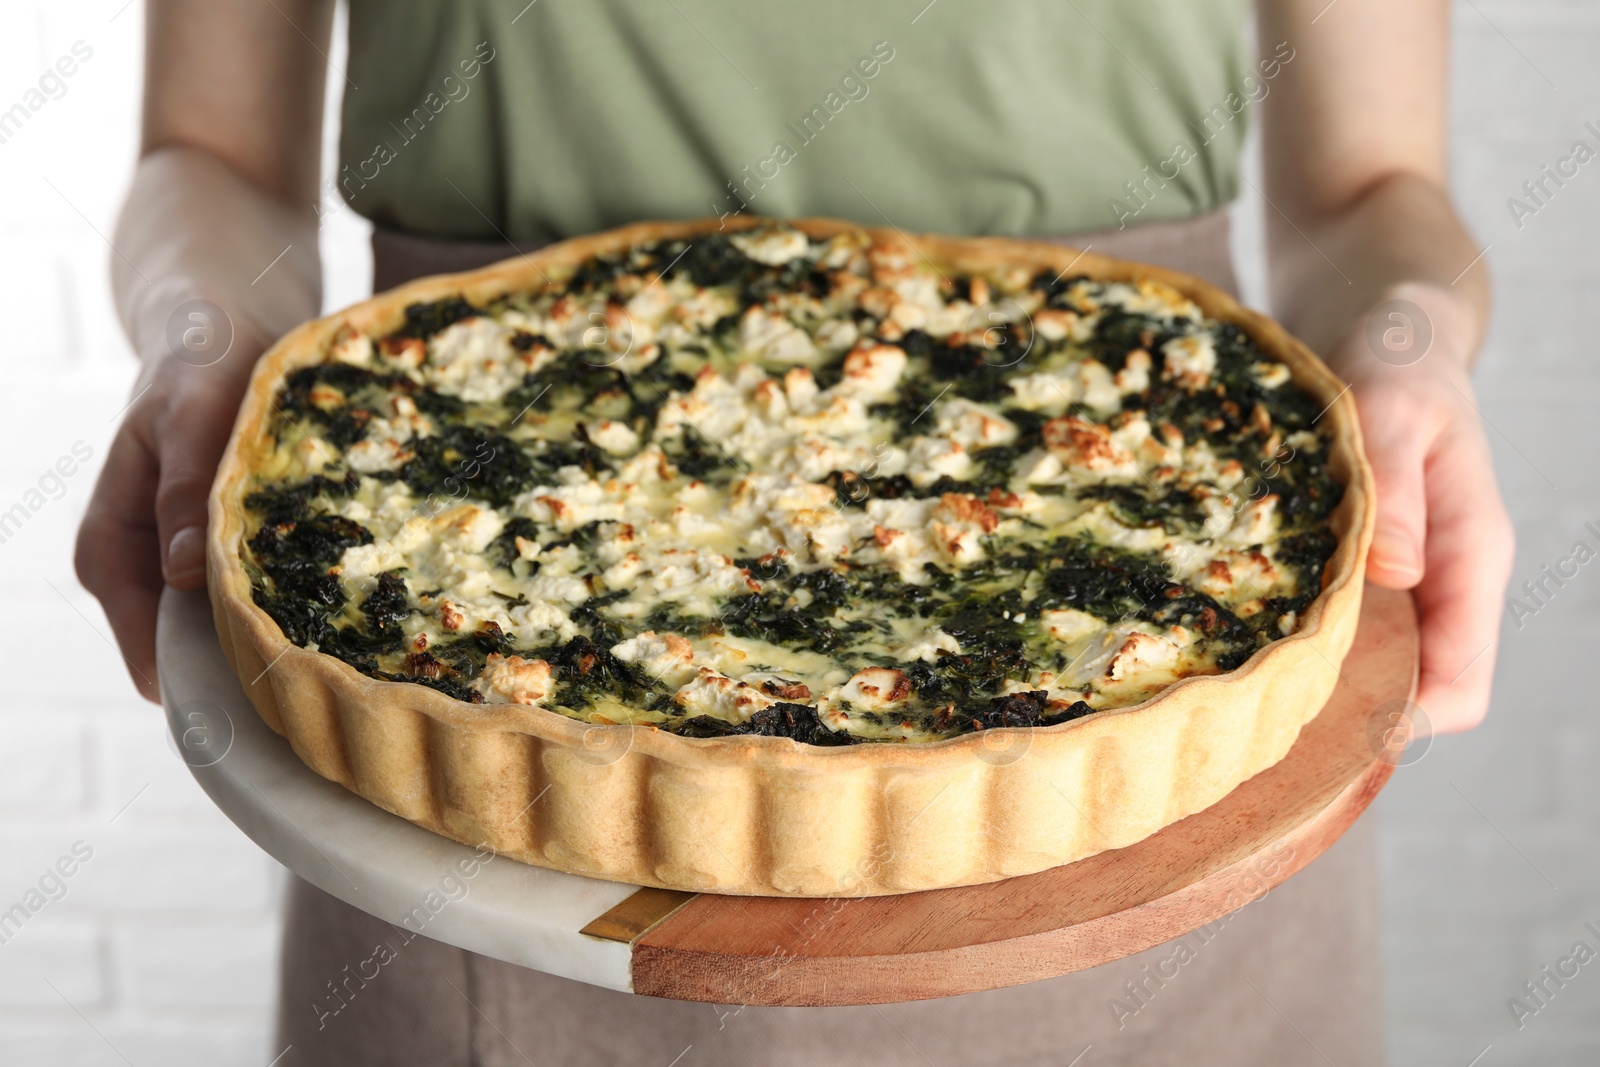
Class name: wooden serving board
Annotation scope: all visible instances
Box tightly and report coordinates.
[158,583,1415,1006]
[583,583,1418,1005]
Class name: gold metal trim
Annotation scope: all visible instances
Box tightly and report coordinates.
[580,887,698,944]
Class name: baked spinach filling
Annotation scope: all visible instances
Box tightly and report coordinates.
[242,232,1344,745]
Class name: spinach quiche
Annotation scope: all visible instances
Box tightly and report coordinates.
[208,218,1373,896]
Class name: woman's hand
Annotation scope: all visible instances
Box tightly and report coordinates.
[75,144,324,702]
[1329,283,1515,735]
[75,344,259,701]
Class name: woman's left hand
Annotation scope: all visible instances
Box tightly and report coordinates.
[1326,282,1515,736]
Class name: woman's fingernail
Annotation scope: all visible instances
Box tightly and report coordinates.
[1370,528,1420,578]
[165,526,206,584]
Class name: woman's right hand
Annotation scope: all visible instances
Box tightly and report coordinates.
[75,340,261,701]
[74,142,326,701]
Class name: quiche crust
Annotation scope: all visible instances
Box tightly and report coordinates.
[207,217,1373,896]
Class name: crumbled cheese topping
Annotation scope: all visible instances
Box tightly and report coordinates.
[245,224,1340,743]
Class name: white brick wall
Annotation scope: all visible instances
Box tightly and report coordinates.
[1359,3,1600,1064]
[0,1,1593,1063]
[0,3,365,1063]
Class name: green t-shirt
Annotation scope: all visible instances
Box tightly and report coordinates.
[339,0,1257,245]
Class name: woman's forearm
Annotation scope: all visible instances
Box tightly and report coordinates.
[1266,169,1490,371]
[112,144,322,383]
[1256,0,1486,369]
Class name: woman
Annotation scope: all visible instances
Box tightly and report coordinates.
[78,1,1512,1063]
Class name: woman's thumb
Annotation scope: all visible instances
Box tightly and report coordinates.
[1358,400,1429,589]
[154,421,230,590]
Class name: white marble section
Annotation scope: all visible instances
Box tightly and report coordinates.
[155,587,639,993]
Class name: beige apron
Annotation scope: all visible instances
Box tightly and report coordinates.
[273,210,1386,1067]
